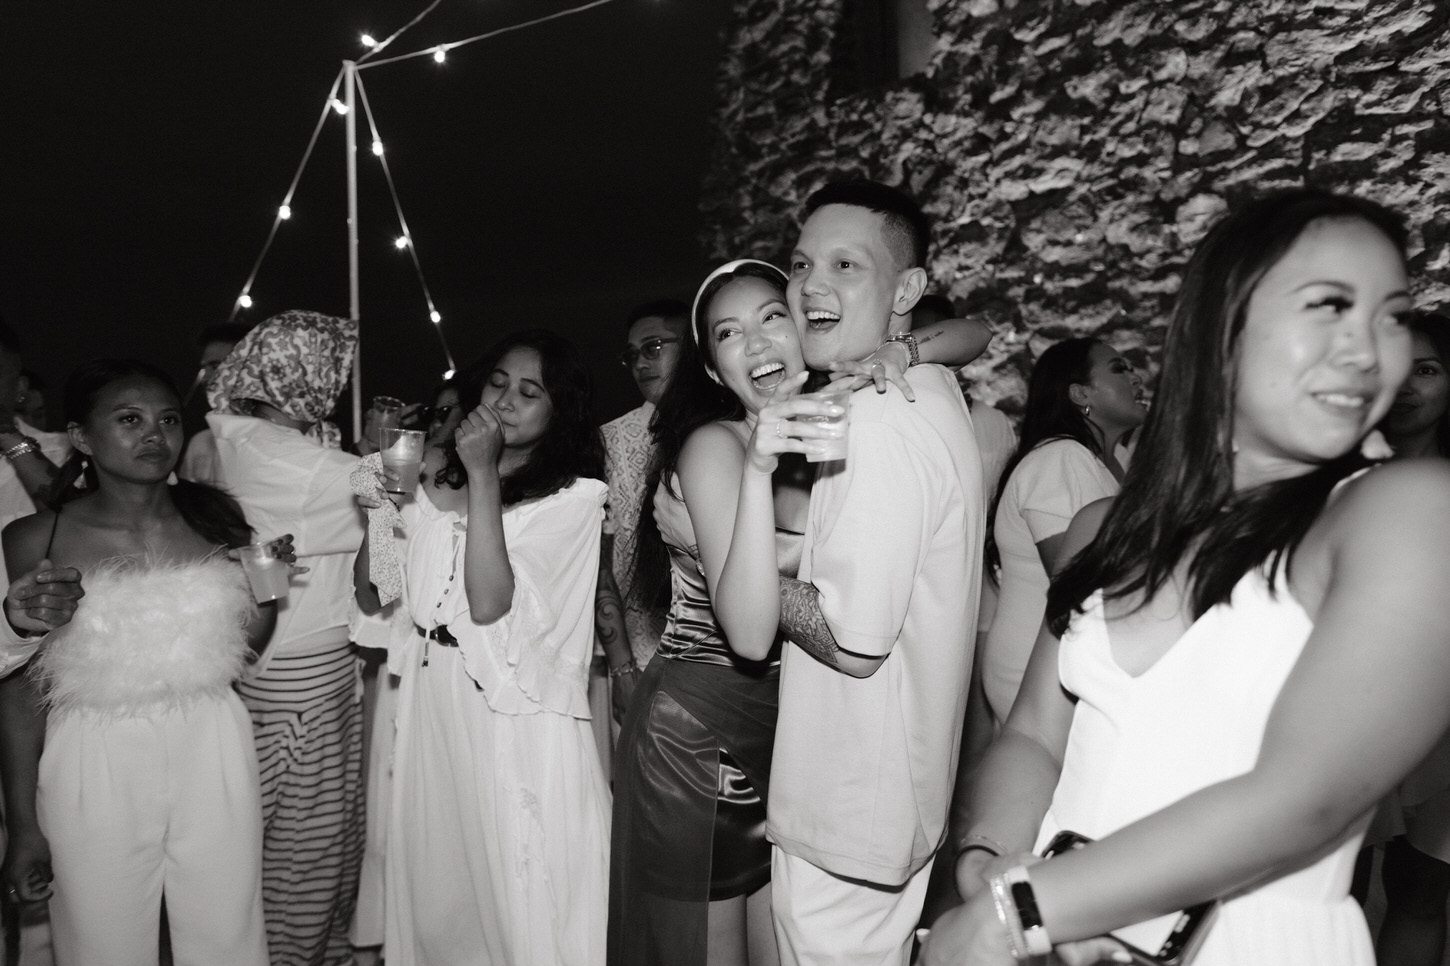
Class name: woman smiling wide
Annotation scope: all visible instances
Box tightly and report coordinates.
[924,189,1450,965]
[609,258,992,966]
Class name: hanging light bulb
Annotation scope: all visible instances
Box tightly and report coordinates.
[278,204,292,220]
[238,294,253,308]
[394,236,410,250]
[360,34,378,48]
[442,368,456,380]
[371,139,384,157]
[331,98,349,116]
[433,47,447,64]
[430,310,442,324]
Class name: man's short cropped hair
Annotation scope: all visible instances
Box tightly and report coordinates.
[802,179,930,270]
[625,299,689,334]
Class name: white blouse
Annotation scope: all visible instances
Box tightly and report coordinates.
[395,477,607,718]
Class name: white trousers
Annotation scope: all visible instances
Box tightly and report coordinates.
[38,693,267,966]
[771,848,934,966]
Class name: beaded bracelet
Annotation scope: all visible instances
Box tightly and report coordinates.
[608,660,640,679]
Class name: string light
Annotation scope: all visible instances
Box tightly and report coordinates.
[238,294,253,308]
[433,47,447,63]
[371,139,384,156]
[394,236,410,250]
[360,34,378,48]
[279,204,292,220]
[331,98,349,115]
[430,310,441,324]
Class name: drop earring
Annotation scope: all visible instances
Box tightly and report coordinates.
[1081,405,1091,417]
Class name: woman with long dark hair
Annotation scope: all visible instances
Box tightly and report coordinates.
[356,329,610,966]
[609,260,814,966]
[924,189,1450,966]
[980,336,1146,724]
[609,259,992,966]
[0,359,278,965]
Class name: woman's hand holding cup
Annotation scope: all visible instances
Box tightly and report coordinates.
[748,372,848,472]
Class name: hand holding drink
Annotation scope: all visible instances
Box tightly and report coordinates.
[237,543,291,603]
[379,427,426,497]
[747,373,849,471]
[800,388,849,462]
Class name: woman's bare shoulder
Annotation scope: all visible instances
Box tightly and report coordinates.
[1301,458,1450,598]
[2,509,59,575]
[679,421,747,475]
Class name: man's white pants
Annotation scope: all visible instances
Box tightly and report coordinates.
[771,848,934,966]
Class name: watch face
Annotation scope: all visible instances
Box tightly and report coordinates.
[1009,880,1043,929]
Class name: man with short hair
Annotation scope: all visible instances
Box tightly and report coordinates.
[591,300,687,768]
[768,180,984,966]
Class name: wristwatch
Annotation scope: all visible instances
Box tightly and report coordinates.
[883,332,920,367]
[1004,865,1053,956]
[2,436,40,462]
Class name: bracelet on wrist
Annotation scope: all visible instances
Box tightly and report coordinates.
[996,866,1053,958]
[608,660,639,679]
[2,436,40,462]
[957,831,1009,860]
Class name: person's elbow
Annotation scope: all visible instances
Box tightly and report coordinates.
[468,584,515,625]
[720,612,775,662]
[836,651,887,678]
[730,634,775,662]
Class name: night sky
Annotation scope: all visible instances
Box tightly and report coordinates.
[4,0,734,427]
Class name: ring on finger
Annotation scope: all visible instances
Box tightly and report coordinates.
[872,360,886,373]
[775,420,785,439]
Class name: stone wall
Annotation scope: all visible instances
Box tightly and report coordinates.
[699,0,1450,411]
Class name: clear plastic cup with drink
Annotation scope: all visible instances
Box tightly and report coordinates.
[379,427,426,497]
[238,543,290,603]
[804,388,850,462]
[371,395,404,431]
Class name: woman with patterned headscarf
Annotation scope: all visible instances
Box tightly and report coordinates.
[207,310,369,966]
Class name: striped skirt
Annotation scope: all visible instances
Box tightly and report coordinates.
[236,639,365,966]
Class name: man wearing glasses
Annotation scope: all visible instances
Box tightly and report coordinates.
[591,300,688,775]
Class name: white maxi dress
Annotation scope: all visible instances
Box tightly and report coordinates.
[384,479,612,966]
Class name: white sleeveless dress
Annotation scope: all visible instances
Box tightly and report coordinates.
[1036,567,1375,965]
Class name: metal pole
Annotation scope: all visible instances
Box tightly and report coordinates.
[344,60,362,443]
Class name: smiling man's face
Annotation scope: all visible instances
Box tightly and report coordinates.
[787,204,916,370]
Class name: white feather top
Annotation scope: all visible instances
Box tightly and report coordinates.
[34,554,255,715]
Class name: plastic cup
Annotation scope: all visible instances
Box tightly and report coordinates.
[379,427,426,496]
[804,388,849,462]
[238,543,290,603]
[371,395,404,431]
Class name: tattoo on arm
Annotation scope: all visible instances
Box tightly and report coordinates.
[917,330,939,345]
[778,576,839,667]
[594,544,631,665]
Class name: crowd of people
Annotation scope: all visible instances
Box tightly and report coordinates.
[0,178,1447,966]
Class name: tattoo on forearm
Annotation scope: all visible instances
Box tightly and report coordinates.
[595,556,630,660]
[778,576,839,667]
[917,330,938,345]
